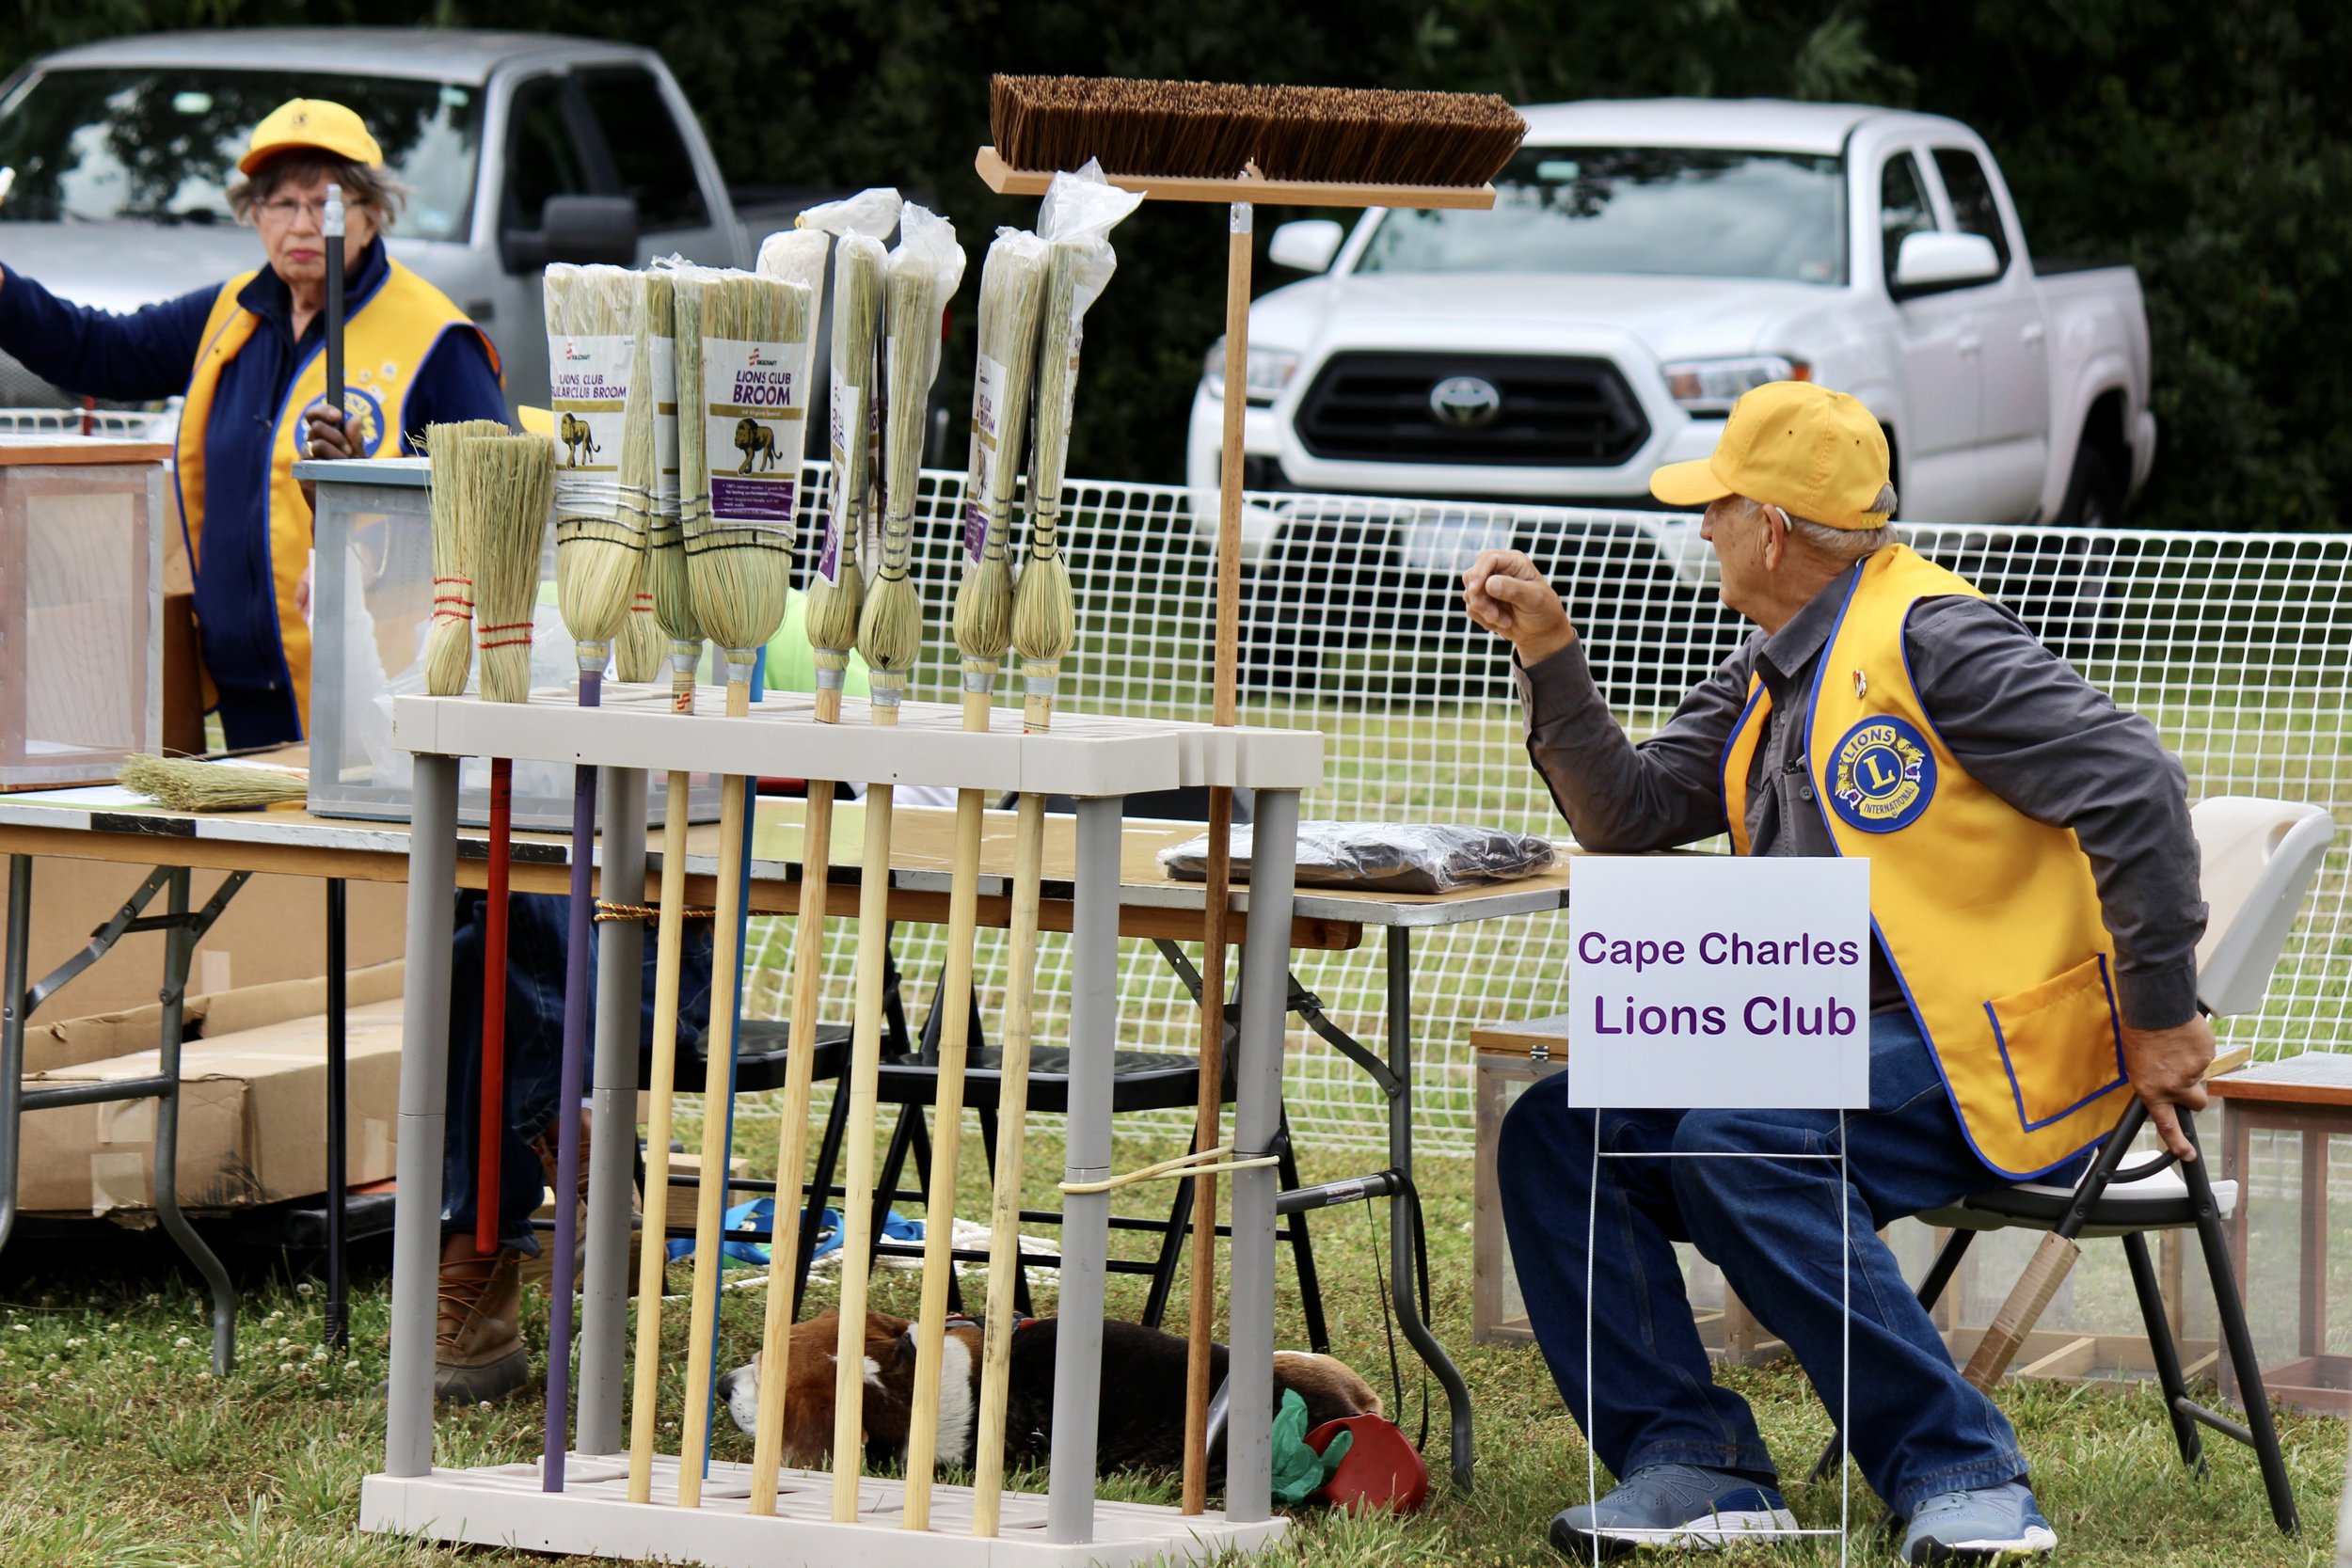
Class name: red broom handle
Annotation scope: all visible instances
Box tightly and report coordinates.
[476,756,513,1256]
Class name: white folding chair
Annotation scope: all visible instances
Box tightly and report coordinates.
[1810,797,2334,1535]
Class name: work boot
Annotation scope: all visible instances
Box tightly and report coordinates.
[434,1230,527,1402]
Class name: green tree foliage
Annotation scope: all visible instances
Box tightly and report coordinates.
[4,0,2345,529]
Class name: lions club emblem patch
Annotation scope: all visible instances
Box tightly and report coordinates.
[1829,716,1935,833]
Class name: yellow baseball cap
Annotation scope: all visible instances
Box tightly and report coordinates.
[238,99,384,176]
[1648,381,1893,529]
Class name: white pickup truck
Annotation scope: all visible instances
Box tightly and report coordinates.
[1190,98,2156,689]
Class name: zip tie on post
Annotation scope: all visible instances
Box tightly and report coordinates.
[1057,1144,1278,1196]
[593,899,718,924]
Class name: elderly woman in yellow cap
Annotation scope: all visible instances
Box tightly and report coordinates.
[0,97,507,749]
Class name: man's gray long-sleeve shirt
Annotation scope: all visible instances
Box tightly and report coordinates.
[1516,557,2205,1028]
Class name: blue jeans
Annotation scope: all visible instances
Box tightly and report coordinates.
[1499,1009,2056,1516]
[440,891,714,1253]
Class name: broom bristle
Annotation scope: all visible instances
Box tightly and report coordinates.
[952,231,1047,697]
[803,235,885,701]
[678,268,815,678]
[547,263,648,674]
[639,272,705,705]
[1012,241,1086,730]
[990,75,1527,186]
[614,267,669,685]
[469,433,557,704]
[424,417,511,696]
[858,217,959,712]
[119,754,307,813]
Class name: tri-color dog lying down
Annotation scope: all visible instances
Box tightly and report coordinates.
[719,1310,1379,1473]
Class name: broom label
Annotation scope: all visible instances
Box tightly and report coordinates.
[964,353,1009,563]
[818,381,863,584]
[548,333,629,482]
[650,335,680,514]
[703,337,804,530]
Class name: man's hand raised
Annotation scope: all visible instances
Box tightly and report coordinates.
[1463,549,1576,666]
[2120,1014,2216,1163]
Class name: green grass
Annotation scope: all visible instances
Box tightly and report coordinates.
[0,1120,2344,1566]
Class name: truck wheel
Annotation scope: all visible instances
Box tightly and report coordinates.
[2049,443,2126,659]
[2057,443,2124,531]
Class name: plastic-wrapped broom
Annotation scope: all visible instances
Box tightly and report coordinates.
[422,418,510,696]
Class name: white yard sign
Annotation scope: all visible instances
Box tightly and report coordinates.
[1569,855,1873,1111]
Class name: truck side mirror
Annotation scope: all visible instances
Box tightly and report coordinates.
[501,194,640,273]
[1268,219,1344,274]
[1891,230,2001,298]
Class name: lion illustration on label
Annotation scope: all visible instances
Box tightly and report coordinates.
[735,418,780,474]
[560,412,601,467]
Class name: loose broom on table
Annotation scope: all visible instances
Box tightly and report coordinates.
[833,200,963,1525]
[980,72,1521,1511]
[672,264,816,1509]
[735,216,838,1521]
[898,223,1046,1531]
[969,169,1140,1539]
[541,261,648,1489]
[624,266,699,1508]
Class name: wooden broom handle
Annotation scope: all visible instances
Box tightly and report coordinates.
[626,770,693,1505]
[676,679,753,1507]
[971,792,1047,1537]
[748,777,836,1515]
[831,783,898,1520]
[1184,198,1254,1519]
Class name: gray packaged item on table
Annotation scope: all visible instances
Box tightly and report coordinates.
[1156,821,1557,895]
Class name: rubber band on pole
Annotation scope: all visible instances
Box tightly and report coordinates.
[1057,1144,1277,1196]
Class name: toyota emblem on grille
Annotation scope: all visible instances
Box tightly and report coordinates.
[1429,375,1502,429]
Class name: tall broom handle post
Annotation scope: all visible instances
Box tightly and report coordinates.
[544,672,603,1491]
[832,776,898,1521]
[677,681,754,1507]
[323,184,344,427]
[476,759,512,1256]
[1184,198,1253,1518]
[748,776,837,1514]
[626,768,693,1505]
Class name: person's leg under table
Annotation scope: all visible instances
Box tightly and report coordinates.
[1670,1009,2026,1522]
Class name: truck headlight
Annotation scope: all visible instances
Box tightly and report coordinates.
[1661,356,1810,415]
[1203,339,1300,405]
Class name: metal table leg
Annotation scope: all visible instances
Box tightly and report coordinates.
[151,867,242,1373]
[1388,927,1475,1490]
[326,879,349,1350]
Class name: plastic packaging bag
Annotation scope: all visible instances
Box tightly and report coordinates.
[1157,821,1559,895]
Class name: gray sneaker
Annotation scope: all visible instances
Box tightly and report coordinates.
[1901,1481,2058,1563]
[1549,1464,1799,1559]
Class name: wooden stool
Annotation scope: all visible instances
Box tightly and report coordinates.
[2211,1051,2352,1415]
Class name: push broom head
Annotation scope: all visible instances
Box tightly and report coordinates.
[545,262,648,679]
[675,265,816,688]
[800,190,901,719]
[1012,167,1142,731]
[857,203,965,721]
[952,228,1046,725]
[990,75,1526,186]
[423,417,512,696]
[468,433,557,704]
[119,754,307,813]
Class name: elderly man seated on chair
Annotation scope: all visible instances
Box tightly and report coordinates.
[1463,383,2214,1564]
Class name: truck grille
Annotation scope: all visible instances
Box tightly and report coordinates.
[1295,352,1649,467]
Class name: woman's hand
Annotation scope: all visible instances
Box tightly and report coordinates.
[1462,548,1577,666]
[305,401,357,461]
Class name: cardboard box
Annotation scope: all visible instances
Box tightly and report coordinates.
[22,963,405,1217]
[1,856,405,1020]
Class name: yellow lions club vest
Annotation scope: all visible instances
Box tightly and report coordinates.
[176,259,494,729]
[1720,545,2130,1178]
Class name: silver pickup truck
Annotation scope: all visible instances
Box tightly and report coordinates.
[0,27,818,415]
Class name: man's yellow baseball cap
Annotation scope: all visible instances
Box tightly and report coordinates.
[238,99,384,176]
[1648,381,1893,530]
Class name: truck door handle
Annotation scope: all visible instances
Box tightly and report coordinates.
[1958,333,1982,356]
[2021,322,2045,349]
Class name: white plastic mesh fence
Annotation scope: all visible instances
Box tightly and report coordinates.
[733,464,2350,1157]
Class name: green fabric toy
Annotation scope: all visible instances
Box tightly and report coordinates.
[1269,1388,1353,1505]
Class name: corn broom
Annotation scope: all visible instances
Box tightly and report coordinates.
[117,754,307,813]
[462,434,554,1265]
[423,419,510,696]
[671,264,817,1510]
[803,198,896,725]
[831,202,963,1522]
[901,225,1043,1529]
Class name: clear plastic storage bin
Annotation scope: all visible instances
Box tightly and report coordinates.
[301,457,715,831]
[0,438,165,790]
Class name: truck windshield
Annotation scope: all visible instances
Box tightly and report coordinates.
[1359,146,1846,286]
[0,68,483,241]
